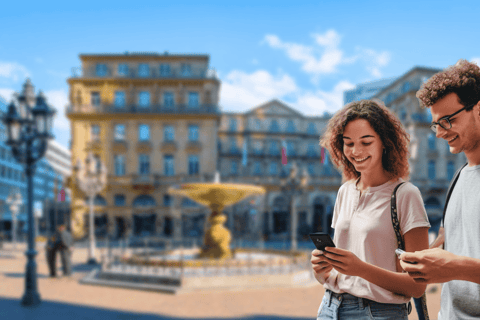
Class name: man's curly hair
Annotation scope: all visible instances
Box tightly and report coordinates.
[320,99,410,182]
[417,59,480,109]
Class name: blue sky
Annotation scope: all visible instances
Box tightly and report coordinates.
[1,0,479,150]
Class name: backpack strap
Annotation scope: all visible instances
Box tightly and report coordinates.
[442,162,468,226]
[391,182,406,250]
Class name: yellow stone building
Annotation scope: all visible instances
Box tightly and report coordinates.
[66,52,220,240]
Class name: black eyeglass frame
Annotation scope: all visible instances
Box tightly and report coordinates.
[430,103,476,133]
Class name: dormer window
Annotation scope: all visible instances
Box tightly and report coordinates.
[118,64,129,76]
[160,64,170,76]
[96,64,107,76]
[181,64,191,77]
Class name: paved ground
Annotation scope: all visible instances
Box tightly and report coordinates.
[0,242,442,320]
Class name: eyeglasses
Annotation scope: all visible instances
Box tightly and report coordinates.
[430,103,475,133]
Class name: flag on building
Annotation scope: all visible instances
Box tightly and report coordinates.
[57,188,65,202]
[320,147,326,164]
[281,140,287,165]
[242,139,248,167]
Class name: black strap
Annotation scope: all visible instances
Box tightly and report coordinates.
[391,182,406,249]
[442,162,468,226]
[391,182,429,319]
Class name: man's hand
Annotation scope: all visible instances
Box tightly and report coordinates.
[311,249,333,284]
[399,248,459,284]
[322,247,366,277]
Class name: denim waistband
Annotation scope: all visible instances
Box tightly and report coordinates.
[325,289,408,310]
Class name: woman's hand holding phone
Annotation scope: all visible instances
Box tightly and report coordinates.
[311,249,334,284]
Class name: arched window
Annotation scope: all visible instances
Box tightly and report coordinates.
[428,133,436,150]
[428,160,436,180]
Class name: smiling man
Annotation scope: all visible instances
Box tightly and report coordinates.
[399,59,480,319]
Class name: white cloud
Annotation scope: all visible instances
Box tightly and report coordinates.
[220,69,298,112]
[471,57,480,66]
[44,89,70,131]
[293,81,355,116]
[219,68,353,116]
[264,31,391,79]
[35,57,44,64]
[0,62,30,82]
[0,88,15,102]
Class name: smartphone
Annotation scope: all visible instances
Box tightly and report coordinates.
[395,248,417,264]
[309,233,336,251]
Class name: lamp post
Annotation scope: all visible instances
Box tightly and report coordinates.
[74,152,107,264]
[6,191,23,249]
[280,162,309,251]
[1,79,56,307]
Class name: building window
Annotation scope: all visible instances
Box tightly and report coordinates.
[269,120,279,133]
[163,195,171,207]
[286,141,296,156]
[181,64,191,77]
[114,91,125,108]
[286,120,295,133]
[91,125,100,141]
[269,140,279,156]
[231,160,238,175]
[269,162,278,176]
[229,137,238,153]
[188,92,199,108]
[164,155,174,176]
[91,92,100,106]
[253,161,262,176]
[114,124,125,141]
[447,161,455,180]
[114,194,126,206]
[138,64,149,77]
[164,125,175,142]
[93,154,102,173]
[307,123,316,135]
[114,155,125,176]
[428,160,436,180]
[402,81,411,93]
[138,154,150,175]
[188,125,199,142]
[160,64,170,76]
[399,108,407,121]
[254,119,261,131]
[118,64,128,76]
[307,143,317,157]
[138,124,150,141]
[163,92,174,108]
[95,64,107,76]
[139,91,150,108]
[229,118,237,131]
[428,133,436,150]
[188,155,199,175]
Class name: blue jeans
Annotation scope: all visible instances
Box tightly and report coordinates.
[317,290,409,320]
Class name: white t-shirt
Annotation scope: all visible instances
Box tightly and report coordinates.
[323,178,431,304]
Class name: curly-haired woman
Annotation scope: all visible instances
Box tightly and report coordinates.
[311,99,431,319]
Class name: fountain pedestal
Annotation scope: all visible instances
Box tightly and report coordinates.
[199,213,231,259]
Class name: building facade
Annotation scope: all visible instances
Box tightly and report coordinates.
[218,100,341,241]
[371,66,467,233]
[0,81,71,239]
[66,52,221,240]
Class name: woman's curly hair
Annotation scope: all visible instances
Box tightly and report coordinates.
[320,99,410,182]
[417,59,480,109]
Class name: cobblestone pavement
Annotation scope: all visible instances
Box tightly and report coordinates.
[0,242,441,320]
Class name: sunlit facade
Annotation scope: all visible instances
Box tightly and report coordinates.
[66,52,220,240]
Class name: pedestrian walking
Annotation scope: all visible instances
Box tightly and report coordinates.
[311,99,431,319]
[400,59,480,319]
[54,224,73,276]
[45,234,57,277]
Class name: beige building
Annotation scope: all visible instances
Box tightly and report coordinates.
[218,100,341,242]
[66,52,220,240]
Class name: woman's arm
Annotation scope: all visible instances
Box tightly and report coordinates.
[324,227,429,298]
[358,226,429,298]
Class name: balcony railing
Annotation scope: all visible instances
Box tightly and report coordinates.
[67,103,220,115]
[71,66,219,80]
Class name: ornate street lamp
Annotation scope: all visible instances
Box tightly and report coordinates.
[74,152,107,264]
[1,79,56,307]
[6,191,23,249]
[280,162,309,251]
